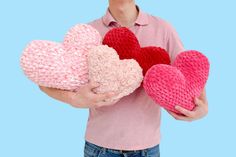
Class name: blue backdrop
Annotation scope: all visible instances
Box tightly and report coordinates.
[0,0,235,156]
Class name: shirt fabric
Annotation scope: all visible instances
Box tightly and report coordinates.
[85,8,185,151]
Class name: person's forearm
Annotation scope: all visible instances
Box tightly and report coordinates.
[38,83,116,109]
[39,86,74,105]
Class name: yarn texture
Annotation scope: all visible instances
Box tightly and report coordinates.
[20,24,143,103]
[88,45,143,102]
[20,24,101,91]
[143,50,210,113]
[103,27,171,75]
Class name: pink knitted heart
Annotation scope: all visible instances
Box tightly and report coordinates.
[88,45,143,102]
[20,24,101,91]
[143,50,210,113]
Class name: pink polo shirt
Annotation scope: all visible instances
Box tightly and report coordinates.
[85,8,184,150]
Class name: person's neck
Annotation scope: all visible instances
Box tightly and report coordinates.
[108,0,138,27]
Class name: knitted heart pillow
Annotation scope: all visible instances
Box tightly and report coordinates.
[88,45,143,102]
[103,27,171,75]
[21,24,143,103]
[20,24,101,91]
[143,50,210,113]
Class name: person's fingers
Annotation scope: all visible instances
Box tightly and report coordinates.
[94,101,113,107]
[87,80,100,89]
[94,92,117,103]
[75,81,99,93]
[199,88,206,100]
[174,115,193,122]
[175,105,194,117]
[167,110,182,119]
[93,98,121,108]
[194,97,204,106]
[96,99,120,107]
[166,110,178,118]
[167,110,193,122]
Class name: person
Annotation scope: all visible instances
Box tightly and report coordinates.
[39,0,209,156]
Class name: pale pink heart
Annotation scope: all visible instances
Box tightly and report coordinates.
[20,24,101,91]
[88,45,143,103]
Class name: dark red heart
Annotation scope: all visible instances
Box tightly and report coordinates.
[102,27,171,75]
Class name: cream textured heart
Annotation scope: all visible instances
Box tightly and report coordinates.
[20,24,143,104]
[88,45,143,102]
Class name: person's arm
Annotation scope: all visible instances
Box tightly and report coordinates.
[167,88,208,122]
[39,81,116,108]
[164,21,208,121]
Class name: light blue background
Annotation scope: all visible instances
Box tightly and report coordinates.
[0,0,235,156]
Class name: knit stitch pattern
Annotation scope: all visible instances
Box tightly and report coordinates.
[88,45,143,102]
[20,24,143,103]
[143,50,210,113]
[103,27,171,75]
[20,24,101,91]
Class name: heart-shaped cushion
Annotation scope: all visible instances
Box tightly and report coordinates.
[143,50,210,113]
[102,27,171,75]
[88,45,143,102]
[20,24,101,91]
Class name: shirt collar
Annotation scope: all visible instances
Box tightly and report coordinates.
[102,6,149,27]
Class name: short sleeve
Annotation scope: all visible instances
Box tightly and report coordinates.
[165,23,185,63]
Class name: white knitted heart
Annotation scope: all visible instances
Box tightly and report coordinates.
[88,45,143,102]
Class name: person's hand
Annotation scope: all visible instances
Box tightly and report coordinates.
[69,81,118,109]
[167,88,208,122]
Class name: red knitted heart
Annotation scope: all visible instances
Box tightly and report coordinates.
[143,50,210,114]
[102,27,171,75]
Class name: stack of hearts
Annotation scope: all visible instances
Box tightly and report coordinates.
[20,24,143,103]
[20,24,210,113]
[102,27,210,114]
